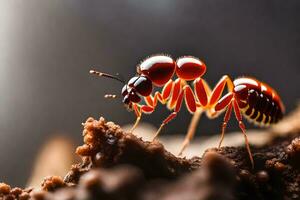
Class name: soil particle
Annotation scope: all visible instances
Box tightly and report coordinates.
[1,114,300,200]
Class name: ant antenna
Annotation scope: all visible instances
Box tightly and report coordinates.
[104,94,117,99]
[90,69,125,83]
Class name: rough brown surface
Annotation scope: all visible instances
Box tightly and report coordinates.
[1,109,300,199]
[69,117,199,181]
[64,117,300,200]
[0,183,31,200]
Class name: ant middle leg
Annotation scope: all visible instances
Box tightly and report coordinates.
[178,85,202,155]
[178,78,211,156]
[152,89,184,140]
[153,84,188,140]
[153,84,198,146]
[178,109,203,156]
[131,80,174,133]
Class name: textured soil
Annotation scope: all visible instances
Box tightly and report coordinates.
[1,111,300,200]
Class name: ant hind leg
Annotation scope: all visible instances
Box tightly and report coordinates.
[214,93,234,148]
[233,100,254,169]
[218,102,233,148]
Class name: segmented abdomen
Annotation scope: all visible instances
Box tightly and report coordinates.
[233,77,284,126]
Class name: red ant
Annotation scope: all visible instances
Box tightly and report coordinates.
[90,54,285,168]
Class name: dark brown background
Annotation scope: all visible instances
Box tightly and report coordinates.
[0,0,299,186]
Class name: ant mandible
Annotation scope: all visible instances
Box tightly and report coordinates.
[90,54,285,168]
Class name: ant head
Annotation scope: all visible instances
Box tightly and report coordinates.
[121,75,153,109]
[89,70,153,110]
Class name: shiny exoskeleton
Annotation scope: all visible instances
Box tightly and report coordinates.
[233,78,284,125]
[90,54,285,168]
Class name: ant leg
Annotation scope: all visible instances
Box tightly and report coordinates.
[178,78,211,155]
[153,112,177,140]
[194,78,209,107]
[167,78,182,110]
[183,85,197,113]
[206,75,234,119]
[178,78,212,156]
[153,87,184,140]
[161,79,173,103]
[218,102,233,148]
[148,80,173,108]
[178,85,200,156]
[133,80,172,138]
[130,117,141,132]
[130,104,155,133]
[209,75,234,107]
[130,104,142,132]
[178,109,203,156]
[214,92,234,148]
[233,99,254,169]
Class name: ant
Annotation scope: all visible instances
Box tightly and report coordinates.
[90,54,284,168]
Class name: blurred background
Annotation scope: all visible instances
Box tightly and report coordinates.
[0,0,299,186]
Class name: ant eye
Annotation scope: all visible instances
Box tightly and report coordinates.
[126,76,152,96]
[133,76,152,96]
[128,91,141,103]
[128,76,139,87]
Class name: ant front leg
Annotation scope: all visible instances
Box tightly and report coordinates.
[153,83,195,141]
[130,104,142,132]
[131,80,173,133]
[130,104,155,133]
